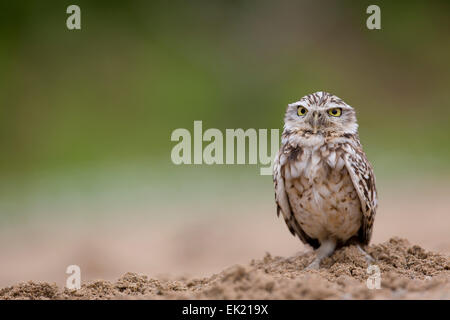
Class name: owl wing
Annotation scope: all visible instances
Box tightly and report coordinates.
[273,148,320,249]
[342,140,378,245]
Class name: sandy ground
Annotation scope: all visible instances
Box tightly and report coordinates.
[0,182,449,299]
[0,238,448,299]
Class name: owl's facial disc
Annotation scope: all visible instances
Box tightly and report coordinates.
[284,92,358,136]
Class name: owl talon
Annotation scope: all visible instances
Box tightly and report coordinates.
[305,239,336,270]
[305,259,321,270]
[357,245,375,265]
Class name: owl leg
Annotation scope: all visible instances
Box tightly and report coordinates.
[305,238,336,270]
[357,245,375,265]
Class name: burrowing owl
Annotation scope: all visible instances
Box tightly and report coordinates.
[273,91,377,269]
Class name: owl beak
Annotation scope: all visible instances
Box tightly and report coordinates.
[311,112,319,134]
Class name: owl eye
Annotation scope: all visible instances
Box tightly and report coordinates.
[297,106,308,116]
[328,108,342,117]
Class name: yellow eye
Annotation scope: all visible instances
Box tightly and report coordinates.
[297,106,308,116]
[328,108,342,117]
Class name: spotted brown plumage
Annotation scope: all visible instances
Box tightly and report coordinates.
[273,91,378,269]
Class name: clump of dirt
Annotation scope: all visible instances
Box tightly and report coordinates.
[0,282,59,300]
[1,238,448,300]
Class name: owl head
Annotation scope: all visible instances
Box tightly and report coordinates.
[284,91,358,136]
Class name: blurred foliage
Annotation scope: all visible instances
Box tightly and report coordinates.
[0,0,449,184]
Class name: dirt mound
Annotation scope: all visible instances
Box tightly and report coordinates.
[1,238,449,300]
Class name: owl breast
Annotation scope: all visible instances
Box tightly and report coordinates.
[283,142,362,244]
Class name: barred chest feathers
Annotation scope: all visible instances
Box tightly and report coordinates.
[283,136,362,244]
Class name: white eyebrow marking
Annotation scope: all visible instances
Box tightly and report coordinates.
[288,101,304,107]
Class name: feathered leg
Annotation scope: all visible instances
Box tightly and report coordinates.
[306,238,336,270]
[357,245,375,264]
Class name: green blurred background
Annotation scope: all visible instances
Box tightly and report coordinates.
[0,0,449,225]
